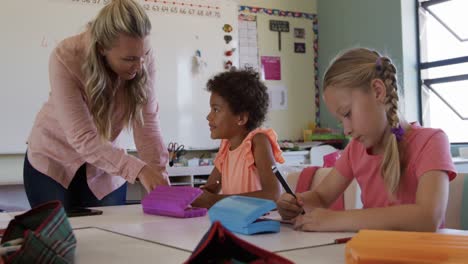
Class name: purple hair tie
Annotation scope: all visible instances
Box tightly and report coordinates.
[391,124,404,142]
[375,57,383,71]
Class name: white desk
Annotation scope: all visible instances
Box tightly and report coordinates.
[68,204,162,228]
[74,227,190,264]
[73,227,347,264]
[72,226,347,264]
[68,205,353,252]
[67,204,351,263]
[101,217,353,253]
[278,244,346,263]
[3,206,468,264]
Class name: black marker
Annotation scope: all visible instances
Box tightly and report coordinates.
[272,165,305,215]
[272,165,296,198]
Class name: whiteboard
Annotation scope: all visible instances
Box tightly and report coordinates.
[0,0,239,153]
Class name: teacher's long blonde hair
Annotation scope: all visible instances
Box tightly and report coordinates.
[83,0,151,140]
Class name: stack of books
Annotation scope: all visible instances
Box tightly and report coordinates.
[346,229,468,263]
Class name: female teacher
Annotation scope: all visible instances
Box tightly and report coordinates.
[24,0,169,210]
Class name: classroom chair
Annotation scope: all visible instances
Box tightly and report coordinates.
[445,173,468,230]
[285,167,362,210]
[309,144,339,166]
[285,144,363,210]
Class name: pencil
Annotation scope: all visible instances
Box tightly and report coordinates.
[272,165,305,215]
[334,237,352,244]
[271,165,296,197]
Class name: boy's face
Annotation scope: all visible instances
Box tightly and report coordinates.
[323,83,388,154]
[100,34,151,81]
[206,92,243,140]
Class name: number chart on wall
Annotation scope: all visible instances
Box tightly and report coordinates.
[0,0,239,153]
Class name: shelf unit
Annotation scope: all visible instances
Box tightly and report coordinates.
[166,150,311,186]
[282,150,310,165]
[127,151,312,200]
[127,166,213,200]
[167,166,213,187]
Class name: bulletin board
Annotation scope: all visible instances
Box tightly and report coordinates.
[238,6,319,141]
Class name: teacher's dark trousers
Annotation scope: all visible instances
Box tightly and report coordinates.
[23,152,127,210]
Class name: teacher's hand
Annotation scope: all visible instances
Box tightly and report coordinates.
[138,165,169,193]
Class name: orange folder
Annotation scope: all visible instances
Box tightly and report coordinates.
[345,229,468,263]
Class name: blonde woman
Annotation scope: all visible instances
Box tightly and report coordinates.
[24,0,168,210]
[276,48,456,232]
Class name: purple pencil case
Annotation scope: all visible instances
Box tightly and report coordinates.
[142,185,207,218]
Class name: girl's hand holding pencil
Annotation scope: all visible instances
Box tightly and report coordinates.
[276,192,306,220]
[272,165,306,218]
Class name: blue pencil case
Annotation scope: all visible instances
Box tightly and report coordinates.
[208,196,280,235]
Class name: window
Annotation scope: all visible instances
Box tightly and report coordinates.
[418,0,468,143]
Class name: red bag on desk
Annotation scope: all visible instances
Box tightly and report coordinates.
[1,201,76,264]
[185,221,293,264]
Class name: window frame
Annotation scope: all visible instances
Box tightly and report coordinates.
[417,0,468,143]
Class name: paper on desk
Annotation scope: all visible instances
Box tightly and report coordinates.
[260,210,293,225]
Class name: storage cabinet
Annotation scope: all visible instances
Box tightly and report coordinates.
[127,151,311,200]
[167,166,213,187]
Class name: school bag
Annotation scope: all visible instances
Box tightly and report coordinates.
[0,201,76,264]
[184,221,293,264]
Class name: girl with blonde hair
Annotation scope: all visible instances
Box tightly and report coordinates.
[277,48,456,232]
[24,0,168,210]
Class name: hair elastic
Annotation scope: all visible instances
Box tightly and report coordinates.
[391,124,404,142]
[375,57,383,71]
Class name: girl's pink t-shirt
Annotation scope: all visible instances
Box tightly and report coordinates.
[214,128,284,195]
[335,123,456,208]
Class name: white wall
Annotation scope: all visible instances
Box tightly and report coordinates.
[0,154,25,208]
[0,154,24,185]
[0,185,29,211]
[0,0,317,186]
[1,0,242,153]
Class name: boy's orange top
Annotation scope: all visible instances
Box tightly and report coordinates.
[214,128,284,195]
[27,31,168,199]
